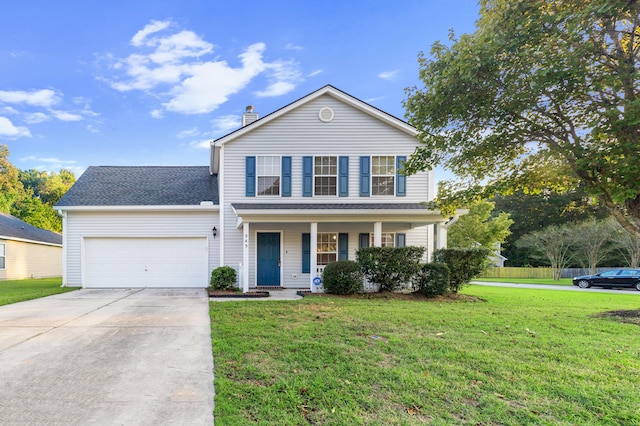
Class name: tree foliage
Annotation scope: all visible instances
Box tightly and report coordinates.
[517,224,577,280]
[0,144,76,232]
[571,217,618,273]
[448,200,513,250]
[493,189,608,266]
[404,0,640,238]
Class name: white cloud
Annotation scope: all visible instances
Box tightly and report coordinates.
[378,70,399,81]
[0,106,19,115]
[150,109,164,119]
[131,20,172,47]
[50,110,83,121]
[309,69,323,77]
[176,127,200,139]
[21,155,76,165]
[0,116,31,138]
[104,21,303,115]
[23,112,51,124]
[189,138,213,150]
[86,124,99,133]
[210,115,240,134]
[0,89,59,107]
[284,43,303,51]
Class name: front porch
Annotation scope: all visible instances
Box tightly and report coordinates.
[231,203,462,292]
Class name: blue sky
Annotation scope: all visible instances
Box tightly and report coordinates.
[1,1,479,177]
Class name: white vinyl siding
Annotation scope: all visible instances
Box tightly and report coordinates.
[63,210,218,288]
[220,94,433,287]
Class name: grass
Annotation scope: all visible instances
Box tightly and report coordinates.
[210,287,640,425]
[0,277,76,306]
[474,277,574,286]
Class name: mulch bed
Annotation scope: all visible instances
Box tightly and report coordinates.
[208,289,270,298]
[592,309,640,325]
[297,291,485,302]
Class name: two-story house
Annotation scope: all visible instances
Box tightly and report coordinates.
[56,85,459,290]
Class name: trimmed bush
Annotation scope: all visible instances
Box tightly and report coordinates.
[433,248,490,293]
[210,266,237,290]
[357,246,426,292]
[322,260,364,295]
[414,262,450,297]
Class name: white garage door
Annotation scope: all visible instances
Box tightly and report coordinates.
[84,237,208,288]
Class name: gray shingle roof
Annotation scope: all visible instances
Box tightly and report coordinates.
[0,213,62,245]
[56,166,218,207]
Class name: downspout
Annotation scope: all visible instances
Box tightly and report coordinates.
[57,210,67,287]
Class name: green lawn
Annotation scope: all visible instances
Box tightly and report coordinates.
[474,277,574,286]
[0,277,76,306]
[210,287,640,425]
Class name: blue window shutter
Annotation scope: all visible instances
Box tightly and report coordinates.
[245,156,256,197]
[339,156,349,197]
[282,156,292,197]
[359,156,370,197]
[359,233,370,249]
[303,156,313,197]
[396,233,406,247]
[338,233,349,260]
[302,233,310,273]
[396,156,406,197]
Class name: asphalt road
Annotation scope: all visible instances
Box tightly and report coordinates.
[471,281,640,295]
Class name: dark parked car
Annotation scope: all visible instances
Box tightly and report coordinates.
[573,269,640,291]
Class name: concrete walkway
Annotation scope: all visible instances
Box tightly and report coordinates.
[0,288,214,425]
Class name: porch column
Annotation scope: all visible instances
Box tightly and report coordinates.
[436,223,448,250]
[242,222,250,293]
[373,222,382,247]
[310,222,318,291]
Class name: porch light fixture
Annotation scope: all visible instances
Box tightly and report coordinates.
[212,226,218,238]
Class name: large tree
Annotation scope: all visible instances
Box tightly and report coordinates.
[404,0,640,237]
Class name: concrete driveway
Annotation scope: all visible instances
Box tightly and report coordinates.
[0,288,214,425]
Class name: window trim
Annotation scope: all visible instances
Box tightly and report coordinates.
[0,242,5,270]
[369,232,396,248]
[371,155,396,196]
[256,155,282,197]
[317,232,338,266]
[313,155,338,197]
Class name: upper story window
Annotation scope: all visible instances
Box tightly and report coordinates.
[372,156,395,196]
[314,156,337,196]
[257,156,280,196]
[0,243,5,269]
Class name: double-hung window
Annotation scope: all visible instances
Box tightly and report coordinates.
[317,232,338,265]
[257,156,280,196]
[371,156,395,196]
[369,232,396,247]
[0,243,5,269]
[314,156,337,196]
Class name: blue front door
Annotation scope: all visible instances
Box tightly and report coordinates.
[257,232,281,286]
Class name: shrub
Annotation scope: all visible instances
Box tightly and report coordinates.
[357,246,425,292]
[414,262,450,297]
[210,266,237,290]
[322,260,364,294]
[433,248,490,293]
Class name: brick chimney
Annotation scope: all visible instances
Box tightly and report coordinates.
[242,105,259,126]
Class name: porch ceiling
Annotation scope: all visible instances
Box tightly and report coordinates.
[231,203,457,228]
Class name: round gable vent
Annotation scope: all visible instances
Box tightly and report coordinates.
[318,107,334,122]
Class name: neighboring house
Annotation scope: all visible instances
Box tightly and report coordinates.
[0,213,62,280]
[56,85,461,290]
[489,242,508,268]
